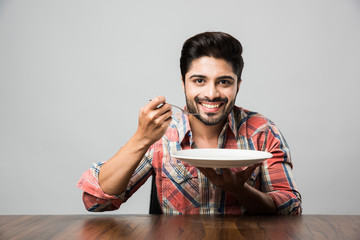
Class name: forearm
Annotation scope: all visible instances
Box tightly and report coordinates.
[98,133,152,195]
[231,183,277,215]
[98,96,172,195]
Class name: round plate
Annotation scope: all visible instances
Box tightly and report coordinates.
[171,149,272,168]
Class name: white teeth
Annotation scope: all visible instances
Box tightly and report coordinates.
[201,103,220,109]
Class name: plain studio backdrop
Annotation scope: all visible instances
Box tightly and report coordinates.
[1,0,359,215]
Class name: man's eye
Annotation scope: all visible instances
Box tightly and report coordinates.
[219,80,230,85]
[195,79,204,84]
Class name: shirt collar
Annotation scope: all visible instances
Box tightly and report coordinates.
[177,113,192,146]
[177,107,240,147]
[228,107,240,138]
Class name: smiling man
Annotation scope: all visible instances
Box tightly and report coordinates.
[77,32,302,214]
[184,57,237,127]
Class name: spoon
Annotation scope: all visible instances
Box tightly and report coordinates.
[151,100,199,116]
[167,103,199,116]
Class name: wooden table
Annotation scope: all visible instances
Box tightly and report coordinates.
[0,214,359,240]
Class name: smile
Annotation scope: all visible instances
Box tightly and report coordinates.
[200,103,221,109]
[198,102,224,112]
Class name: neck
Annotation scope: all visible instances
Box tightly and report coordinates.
[188,116,226,148]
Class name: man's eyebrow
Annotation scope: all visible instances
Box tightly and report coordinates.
[188,75,235,80]
[189,74,207,79]
[217,75,235,81]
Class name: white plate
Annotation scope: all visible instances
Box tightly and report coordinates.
[171,149,272,168]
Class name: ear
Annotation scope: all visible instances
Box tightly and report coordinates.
[236,79,242,93]
[181,76,185,91]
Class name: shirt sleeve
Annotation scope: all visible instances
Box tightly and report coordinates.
[76,146,154,212]
[259,122,302,215]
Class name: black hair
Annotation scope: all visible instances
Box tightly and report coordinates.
[180,32,244,82]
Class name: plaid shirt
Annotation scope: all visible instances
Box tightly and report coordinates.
[77,106,302,214]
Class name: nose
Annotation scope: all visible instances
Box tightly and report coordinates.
[204,83,220,100]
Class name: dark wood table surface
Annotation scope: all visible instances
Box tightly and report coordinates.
[0,214,359,240]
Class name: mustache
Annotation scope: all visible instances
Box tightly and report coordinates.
[194,96,229,104]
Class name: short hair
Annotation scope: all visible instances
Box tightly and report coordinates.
[180,32,244,82]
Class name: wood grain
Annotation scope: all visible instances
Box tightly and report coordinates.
[0,215,359,240]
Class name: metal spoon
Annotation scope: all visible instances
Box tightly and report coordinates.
[151,100,199,116]
[167,103,199,116]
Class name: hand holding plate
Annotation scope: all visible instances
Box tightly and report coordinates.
[198,163,261,193]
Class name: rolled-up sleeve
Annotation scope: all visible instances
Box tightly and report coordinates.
[260,123,302,215]
[76,162,123,212]
[77,146,154,212]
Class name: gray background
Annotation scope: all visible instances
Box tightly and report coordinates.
[1,0,359,215]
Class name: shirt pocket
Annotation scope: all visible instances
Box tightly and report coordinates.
[161,160,200,213]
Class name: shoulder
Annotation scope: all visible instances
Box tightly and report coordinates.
[234,106,273,138]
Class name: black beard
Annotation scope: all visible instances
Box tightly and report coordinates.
[185,96,234,126]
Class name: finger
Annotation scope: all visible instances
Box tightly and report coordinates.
[248,162,262,171]
[241,163,261,179]
[219,168,238,184]
[145,101,172,122]
[198,167,215,176]
[222,168,231,174]
[154,108,173,125]
[199,168,225,188]
[148,96,166,110]
[198,167,208,176]
[158,103,172,115]
[151,100,172,119]
[221,168,232,178]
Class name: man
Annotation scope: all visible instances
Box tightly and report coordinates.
[77,32,302,214]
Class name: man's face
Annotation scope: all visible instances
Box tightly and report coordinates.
[183,56,240,126]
